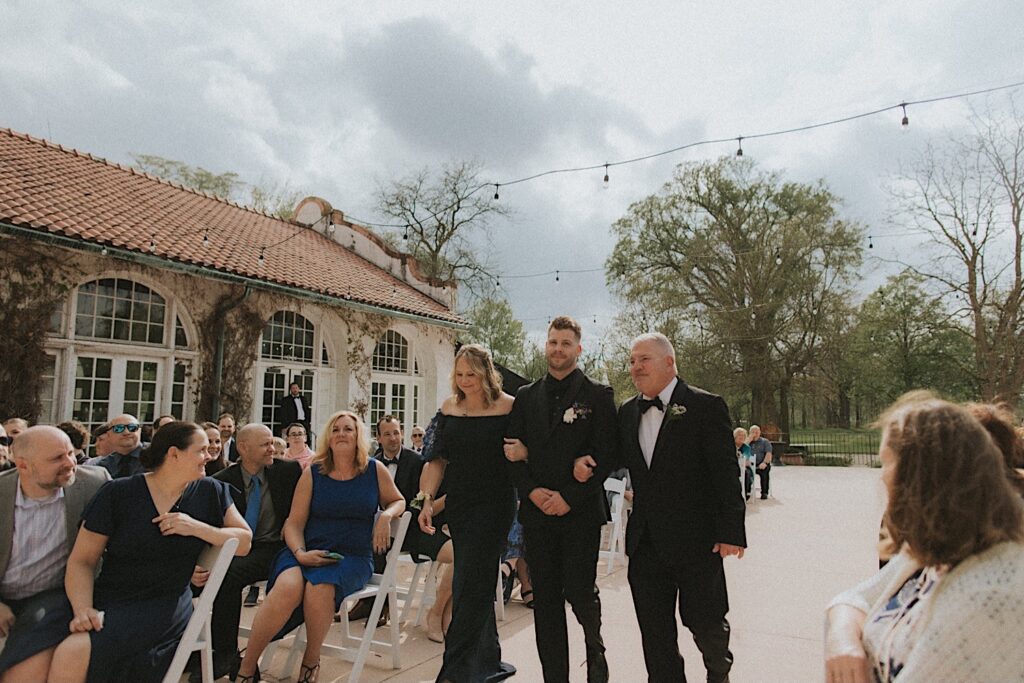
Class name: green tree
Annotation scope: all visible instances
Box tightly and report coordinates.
[607,156,863,436]
[463,297,529,371]
[889,101,1024,403]
[376,160,510,297]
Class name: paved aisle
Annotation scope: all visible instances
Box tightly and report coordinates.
[250,466,884,682]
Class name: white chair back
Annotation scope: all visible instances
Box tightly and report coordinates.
[599,477,628,574]
[161,537,240,683]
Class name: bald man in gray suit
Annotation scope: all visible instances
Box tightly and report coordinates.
[0,426,109,682]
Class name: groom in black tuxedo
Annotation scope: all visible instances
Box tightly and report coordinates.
[580,332,745,683]
[504,316,617,683]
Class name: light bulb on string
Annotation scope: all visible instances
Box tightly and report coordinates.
[868,235,874,249]
[495,277,501,289]
[900,103,909,128]
[203,231,210,248]
[493,184,500,201]
[603,164,609,189]
[149,236,156,253]
[774,248,782,266]
[972,223,978,237]
[736,137,744,157]
[404,224,410,241]
[327,222,336,235]
[258,247,265,267]
[750,312,757,320]
[101,245,108,256]
[555,270,560,282]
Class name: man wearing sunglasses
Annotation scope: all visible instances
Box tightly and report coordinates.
[0,425,13,472]
[90,415,145,479]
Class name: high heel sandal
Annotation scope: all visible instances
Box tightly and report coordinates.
[235,666,260,683]
[520,589,534,609]
[501,561,516,604]
[298,660,320,683]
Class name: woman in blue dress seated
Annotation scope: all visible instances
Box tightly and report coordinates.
[47,421,252,683]
[235,410,405,683]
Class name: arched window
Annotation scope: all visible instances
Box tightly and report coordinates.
[370,330,423,435]
[74,278,166,345]
[262,311,315,363]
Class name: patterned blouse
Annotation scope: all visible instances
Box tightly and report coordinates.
[863,566,945,682]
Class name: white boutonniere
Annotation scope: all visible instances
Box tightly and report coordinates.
[563,403,592,424]
[664,403,687,424]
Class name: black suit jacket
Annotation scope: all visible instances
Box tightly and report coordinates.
[618,379,746,564]
[374,447,424,504]
[213,458,302,535]
[277,393,312,435]
[507,369,618,528]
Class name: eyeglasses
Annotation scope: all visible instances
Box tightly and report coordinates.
[412,433,424,439]
[288,431,306,437]
[111,423,141,434]
[0,436,11,447]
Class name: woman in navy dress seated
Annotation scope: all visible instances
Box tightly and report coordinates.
[47,421,252,683]
[236,410,405,683]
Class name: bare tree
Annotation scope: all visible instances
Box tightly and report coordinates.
[890,100,1024,401]
[376,160,510,299]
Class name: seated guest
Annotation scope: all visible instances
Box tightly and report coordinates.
[202,422,228,477]
[235,411,404,683]
[410,425,425,453]
[0,420,27,442]
[283,423,315,470]
[43,422,252,683]
[273,436,287,458]
[748,424,772,499]
[0,425,12,473]
[826,396,1024,683]
[0,426,109,683]
[88,423,114,460]
[146,415,176,445]
[202,424,302,681]
[90,414,145,479]
[733,428,754,500]
[57,421,91,464]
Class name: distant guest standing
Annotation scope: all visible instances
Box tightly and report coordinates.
[278,383,312,445]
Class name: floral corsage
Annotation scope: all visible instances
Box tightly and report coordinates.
[663,403,687,424]
[563,403,592,424]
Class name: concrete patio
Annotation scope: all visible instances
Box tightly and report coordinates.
[245,465,885,682]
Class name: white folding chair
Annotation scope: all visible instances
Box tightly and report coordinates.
[599,478,627,575]
[495,565,505,621]
[269,511,412,683]
[396,554,440,625]
[161,537,240,683]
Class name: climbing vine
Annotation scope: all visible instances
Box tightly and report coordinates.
[0,239,75,421]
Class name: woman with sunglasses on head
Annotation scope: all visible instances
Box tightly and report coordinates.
[283,422,315,470]
[37,422,251,683]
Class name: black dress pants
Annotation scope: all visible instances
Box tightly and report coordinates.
[210,540,283,659]
[523,520,604,683]
[757,464,770,496]
[627,534,733,683]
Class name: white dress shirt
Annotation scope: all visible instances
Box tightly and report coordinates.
[638,377,678,468]
[293,396,306,421]
[1,485,68,600]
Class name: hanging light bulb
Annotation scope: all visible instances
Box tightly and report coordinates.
[774,248,782,266]
[149,236,156,253]
[750,311,757,320]
[258,247,265,267]
[203,231,210,248]
[736,137,744,157]
[493,184,500,201]
[496,276,501,288]
[101,245,108,256]
[900,103,909,128]
[603,164,609,189]
[972,223,978,237]
[404,224,410,241]
[555,270,560,282]
[868,235,874,249]
[327,222,336,235]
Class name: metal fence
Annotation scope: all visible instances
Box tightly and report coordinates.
[779,430,882,467]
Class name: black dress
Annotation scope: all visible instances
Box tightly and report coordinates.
[424,412,516,683]
[16,475,233,683]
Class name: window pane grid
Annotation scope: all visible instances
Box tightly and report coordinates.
[261,311,315,363]
[171,362,187,419]
[75,278,166,346]
[372,330,409,373]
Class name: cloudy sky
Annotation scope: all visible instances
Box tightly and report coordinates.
[3,0,1023,340]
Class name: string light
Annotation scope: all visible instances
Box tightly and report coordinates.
[774,248,783,266]
[735,137,744,157]
[900,103,909,127]
[203,231,210,247]
[258,247,265,267]
[327,221,336,235]
[555,270,560,282]
[100,246,108,256]
[149,236,156,253]
[868,235,874,249]
[493,184,500,201]
[403,224,410,241]
[603,164,609,189]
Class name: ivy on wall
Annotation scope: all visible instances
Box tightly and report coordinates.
[0,239,74,421]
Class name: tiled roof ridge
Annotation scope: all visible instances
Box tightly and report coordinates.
[0,126,284,221]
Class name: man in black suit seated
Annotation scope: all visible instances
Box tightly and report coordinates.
[195,423,301,682]
[578,332,745,683]
[503,316,617,683]
[276,383,311,444]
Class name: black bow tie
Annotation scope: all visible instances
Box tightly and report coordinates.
[382,457,398,467]
[638,396,665,414]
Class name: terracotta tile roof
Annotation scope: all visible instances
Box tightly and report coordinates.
[0,127,462,325]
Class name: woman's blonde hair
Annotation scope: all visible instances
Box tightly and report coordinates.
[877,393,1024,567]
[312,410,370,475]
[451,344,503,406]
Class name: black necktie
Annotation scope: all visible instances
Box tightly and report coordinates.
[638,396,664,414]
[116,455,133,478]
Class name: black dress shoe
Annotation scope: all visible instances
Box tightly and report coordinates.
[347,596,373,621]
[188,651,240,683]
[243,585,260,607]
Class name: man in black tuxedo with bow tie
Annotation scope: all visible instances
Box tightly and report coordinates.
[503,316,617,683]
[586,332,745,683]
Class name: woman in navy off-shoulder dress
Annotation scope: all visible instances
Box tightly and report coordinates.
[43,422,251,683]
[418,345,518,683]
[236,410,405,683]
